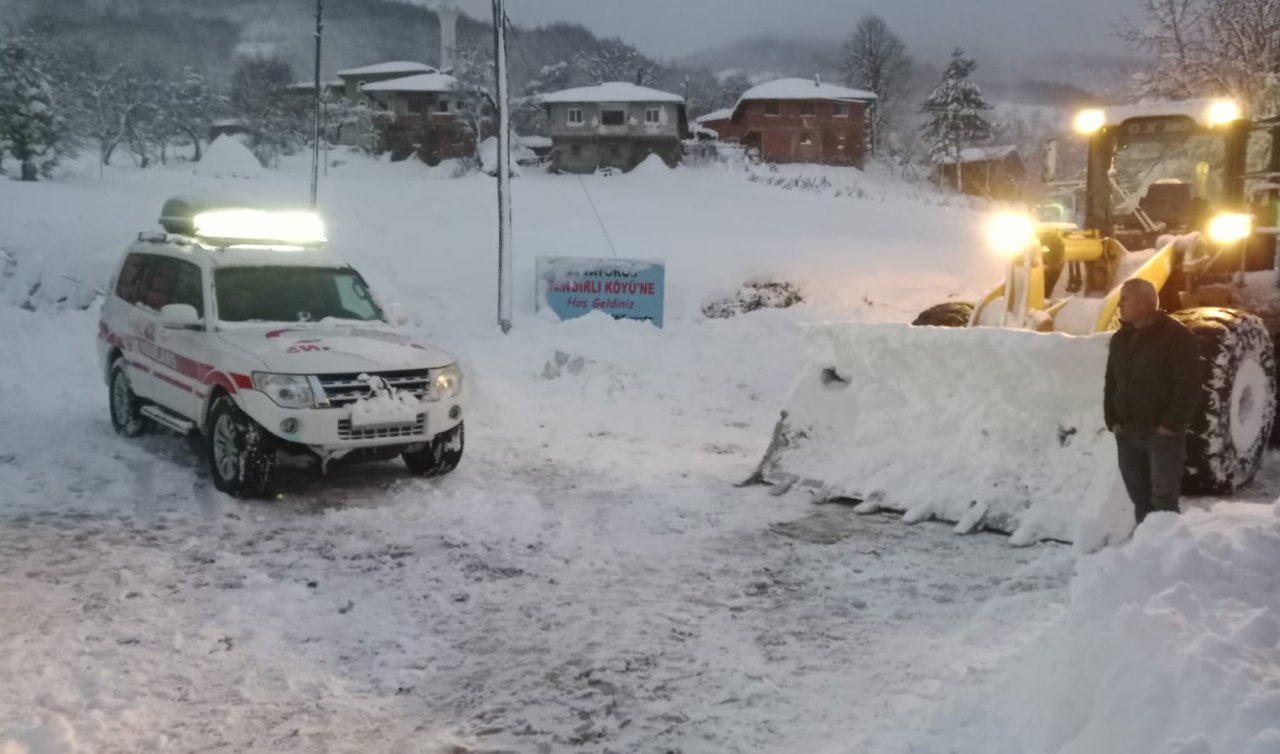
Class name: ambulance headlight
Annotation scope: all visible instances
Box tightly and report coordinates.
[253,372,315,408]
[434,364,463,399]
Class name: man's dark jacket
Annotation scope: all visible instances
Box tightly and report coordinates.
[1104,312,1203,433]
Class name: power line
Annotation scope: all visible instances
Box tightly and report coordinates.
[577,175,618,258]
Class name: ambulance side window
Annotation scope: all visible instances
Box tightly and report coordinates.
[171,259,204,318]
[114,253,149,304]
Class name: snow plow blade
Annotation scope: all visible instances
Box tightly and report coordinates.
[754,323,1131,546]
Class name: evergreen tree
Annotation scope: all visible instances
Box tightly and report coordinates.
[842,14,912,153]
[0,36,68,181]
[920,48,992,191]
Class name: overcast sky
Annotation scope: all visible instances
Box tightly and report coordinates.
[445,0,1145,66]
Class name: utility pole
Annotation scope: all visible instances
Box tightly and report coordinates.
[493,0,513,333]
[309,0,324,208]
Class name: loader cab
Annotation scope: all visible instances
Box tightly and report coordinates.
[1078,101,1277,271]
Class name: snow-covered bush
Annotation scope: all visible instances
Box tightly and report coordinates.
[702,280,805,319]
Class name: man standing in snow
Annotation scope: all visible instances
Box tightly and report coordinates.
[1105,279,1202,525]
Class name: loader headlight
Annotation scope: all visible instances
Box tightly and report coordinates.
[986,212,1038,256]
[1206,99,1242,127]
[252,372,316,408]
[1208,213,1252,244]
[1073,109,1106,134]
[434,364,463,399]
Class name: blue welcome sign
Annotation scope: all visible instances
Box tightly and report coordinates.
[536,257,665,328]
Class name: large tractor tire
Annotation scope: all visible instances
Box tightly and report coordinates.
[1173,308,1278,494]
[912,302,974,327]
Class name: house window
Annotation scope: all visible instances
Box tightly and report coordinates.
[799,132,813,146]
[435,99,450,113]
[601,110,626,126]
[645,107,661,124]
[764,102,780,116]
[800,103,815,116]
[407,99,425,115]
[833,103,848,117]
[567,108,584,125]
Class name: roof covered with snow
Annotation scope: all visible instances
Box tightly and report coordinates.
[695,108,735,124]
[538,82,684,105]
[737,78,877,106]
[935,145,1020,165]
[336,61,435,77]
[361,72,457,94]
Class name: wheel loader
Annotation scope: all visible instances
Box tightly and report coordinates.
[754,99,1280,545]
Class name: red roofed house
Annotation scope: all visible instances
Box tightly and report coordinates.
[722,78,877,167]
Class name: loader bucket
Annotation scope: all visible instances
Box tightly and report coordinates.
[754,323,1133,546]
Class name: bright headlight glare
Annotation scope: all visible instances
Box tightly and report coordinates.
[1207,213,1252,244]
[1073,108,1105,134]
[252,372,315,408]
[1206,99,1242,127]
[986,212,1038,256]
[434,364,463,399]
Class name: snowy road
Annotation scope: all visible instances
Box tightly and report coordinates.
[1,308,1074,753]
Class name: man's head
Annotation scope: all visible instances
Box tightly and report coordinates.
[1119,279,1159,327]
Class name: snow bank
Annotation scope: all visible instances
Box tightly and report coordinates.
[195,135,264,179]
[631,153,672,174]
[910,503,1280,754]
[758,323,1126,545]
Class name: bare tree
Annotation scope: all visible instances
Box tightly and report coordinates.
[1118,0,1280,114]
[574,37,663,86]
[842,13,913,152]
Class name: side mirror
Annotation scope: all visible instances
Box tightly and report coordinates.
[159,303,202,330]
[386,302,410,327]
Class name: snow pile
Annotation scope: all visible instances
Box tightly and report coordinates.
[911,503,1280,754]
[537,82,684,104]
[348,375,422,427]
[758,323,1126,545]
[478,136,531,176]
[630,152,672,174]
[195,135,264,179]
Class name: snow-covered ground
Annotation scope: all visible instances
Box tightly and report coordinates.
[0,151,1276,753]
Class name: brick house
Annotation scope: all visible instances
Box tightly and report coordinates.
[361,71,479,164]
[694,108,736,140]
[540,83,689,174]
[933,145,1026,199]
[721,78,876,167]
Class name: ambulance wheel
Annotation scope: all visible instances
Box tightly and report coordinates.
[404,422,464,478]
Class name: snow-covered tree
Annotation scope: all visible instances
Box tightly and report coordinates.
[230,56,306,166]
[842,14,913,152]
[575,37,662,86]
[920,48,992,191]
[0,36,68,181]
[164,68,221,162]
[452,42,497,165]
[1119,0,1280,115]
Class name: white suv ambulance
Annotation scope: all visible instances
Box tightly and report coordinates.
[98,196,466,497]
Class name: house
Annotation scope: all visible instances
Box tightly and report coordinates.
[694,108,736,141]
[933,145,1026,199]
[539,82,689,174]
[722,78,876,167]
[361,71,478,163]
[335,61,435,102]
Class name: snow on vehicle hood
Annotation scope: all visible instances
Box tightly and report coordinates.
[217,324,455,374]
